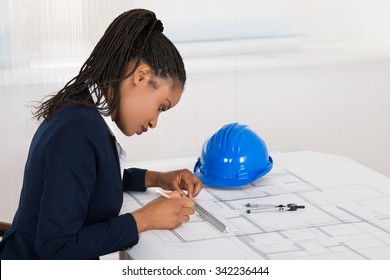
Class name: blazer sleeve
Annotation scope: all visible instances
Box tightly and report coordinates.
[123,168,147,192]
[34,119,139,259]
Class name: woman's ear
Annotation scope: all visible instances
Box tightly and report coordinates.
[134,64,152,85]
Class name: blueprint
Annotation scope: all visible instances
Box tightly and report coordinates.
[122,152,390,260]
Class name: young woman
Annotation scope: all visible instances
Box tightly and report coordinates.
[0,9,202,259]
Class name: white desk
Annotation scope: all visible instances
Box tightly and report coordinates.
[122,151,390,260]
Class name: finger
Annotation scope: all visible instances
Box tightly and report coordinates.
[170,180,184,195]
[179,215,190,223]
[192,179,203,197]
[181,171,196,198]
[185,173,202,198]
[179,198,195,208]
[179,180,188,195]
[181,206,195,216]
[172,222,182,229]
[186,184,194,198]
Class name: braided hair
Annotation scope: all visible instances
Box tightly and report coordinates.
[33,9,186,120]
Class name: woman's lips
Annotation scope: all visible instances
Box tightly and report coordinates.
[137,125,148,135]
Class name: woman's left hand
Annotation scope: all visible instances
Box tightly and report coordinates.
[147,169,203,198]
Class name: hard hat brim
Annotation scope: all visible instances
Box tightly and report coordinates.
[194,156,273,188]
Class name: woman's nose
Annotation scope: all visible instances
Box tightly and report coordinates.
[148,115,159,129]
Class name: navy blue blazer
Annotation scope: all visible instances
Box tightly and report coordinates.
[0,104,147,259]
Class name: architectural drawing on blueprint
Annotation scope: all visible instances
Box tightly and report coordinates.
[122,153,390,260]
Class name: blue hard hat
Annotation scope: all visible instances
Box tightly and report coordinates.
[194,123,273,188]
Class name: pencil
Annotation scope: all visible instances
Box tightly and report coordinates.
[155,189,171,198]
[155,189,199,215]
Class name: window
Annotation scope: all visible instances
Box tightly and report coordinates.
[2,0,388,85]
[0,0,299,72]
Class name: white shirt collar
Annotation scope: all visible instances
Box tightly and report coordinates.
[88,84,127,177]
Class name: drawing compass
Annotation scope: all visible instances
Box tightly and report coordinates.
[244,202,305,213]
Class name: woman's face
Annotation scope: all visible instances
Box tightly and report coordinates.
[113,64,183,136]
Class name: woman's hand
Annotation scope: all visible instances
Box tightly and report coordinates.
[146,169,203,198]
[131,196,194,232]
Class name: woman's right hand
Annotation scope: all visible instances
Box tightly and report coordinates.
[131,196,195,233]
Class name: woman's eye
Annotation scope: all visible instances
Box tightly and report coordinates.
[158,105,166,112]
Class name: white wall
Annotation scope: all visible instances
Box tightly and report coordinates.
[2,56,390,222]
[122,55,390,176]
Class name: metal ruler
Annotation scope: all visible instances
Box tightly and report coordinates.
[195,202,227,233]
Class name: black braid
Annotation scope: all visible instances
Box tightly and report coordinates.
[33,9,186,120]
